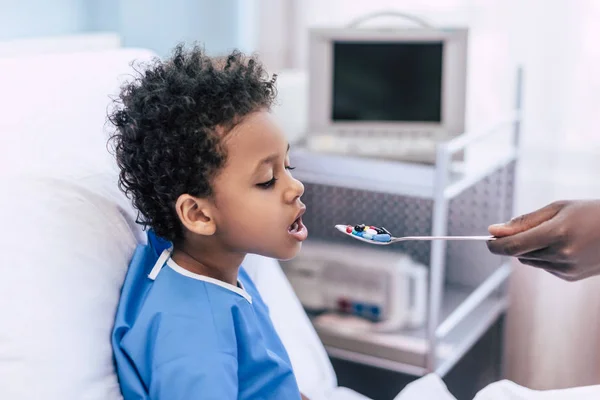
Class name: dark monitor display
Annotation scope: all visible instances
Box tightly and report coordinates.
[332,42,443,123]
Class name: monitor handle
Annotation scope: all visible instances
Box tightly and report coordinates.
[347,10,434,29]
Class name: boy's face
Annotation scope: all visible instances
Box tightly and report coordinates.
[209,111,307,260]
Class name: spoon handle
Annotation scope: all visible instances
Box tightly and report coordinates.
[393,235,495,242]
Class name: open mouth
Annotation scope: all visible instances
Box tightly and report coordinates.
[289,217,301,233]
[288,208,308,241]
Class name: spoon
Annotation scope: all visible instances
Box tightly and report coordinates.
[334,224,495,246]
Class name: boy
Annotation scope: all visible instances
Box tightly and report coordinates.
[110,44,309,399]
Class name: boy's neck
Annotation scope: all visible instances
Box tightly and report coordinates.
[171,241,244,286]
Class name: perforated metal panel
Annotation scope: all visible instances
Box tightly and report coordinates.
[301,161,516,289]
[446,162,516,286]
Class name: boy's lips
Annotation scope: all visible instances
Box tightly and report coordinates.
[288,207,308,241]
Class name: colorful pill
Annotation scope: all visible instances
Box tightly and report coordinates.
[363,232,374,240]
[352,302,363,314]
[373,233,391,242]
[370,305,381,317]
[337,298,351,312]
[366,228,378,236]
[346,225,353,233]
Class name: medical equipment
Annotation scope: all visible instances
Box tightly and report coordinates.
[335,224,495,245]
[280,241,427,332]
[306,16,469,164]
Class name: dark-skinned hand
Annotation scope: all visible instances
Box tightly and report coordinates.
[486,200,600,281]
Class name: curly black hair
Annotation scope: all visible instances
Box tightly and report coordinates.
[108,44,277,242]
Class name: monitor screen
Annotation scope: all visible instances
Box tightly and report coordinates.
[332,41,443,123]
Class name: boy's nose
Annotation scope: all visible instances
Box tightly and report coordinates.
[284,177,304,204]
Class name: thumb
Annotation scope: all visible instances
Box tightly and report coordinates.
[489,201,565,237]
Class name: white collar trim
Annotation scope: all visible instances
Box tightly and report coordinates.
[166,258,252,303]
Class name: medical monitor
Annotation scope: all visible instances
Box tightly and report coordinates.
[307,27,468,162]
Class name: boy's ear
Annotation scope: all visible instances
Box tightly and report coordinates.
[175,194,216,236]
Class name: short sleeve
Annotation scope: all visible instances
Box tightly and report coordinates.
[147,314,238,400]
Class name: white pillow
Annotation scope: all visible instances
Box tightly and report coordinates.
[0,176,140,399]
[0,48,156,399]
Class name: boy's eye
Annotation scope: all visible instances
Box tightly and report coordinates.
[257,176,277,189]
[256,166,294,189]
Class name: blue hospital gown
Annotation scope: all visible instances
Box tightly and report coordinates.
[112,232,302,399]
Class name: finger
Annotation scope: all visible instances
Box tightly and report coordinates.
[488,201,565,237]
[487,220,559,256]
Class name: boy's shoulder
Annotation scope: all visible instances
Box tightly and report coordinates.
[119,264,250,360]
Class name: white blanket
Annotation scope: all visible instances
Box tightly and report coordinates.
[395,374,600,400]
